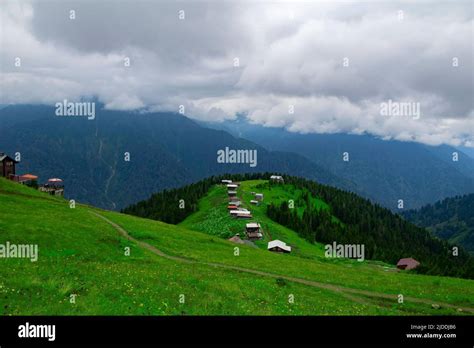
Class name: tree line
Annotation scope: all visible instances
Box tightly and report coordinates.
[267,176,474,279]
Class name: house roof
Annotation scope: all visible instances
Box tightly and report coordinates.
[20,174,38,180]
[0,154,18,163]
[236,213,252,218]
[267,240,291,252]
[48,178,63,182]
[246,223,261,229]
[397,258,420,266]
[230,209,250,214]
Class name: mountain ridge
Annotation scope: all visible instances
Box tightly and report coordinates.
[0,104,356,210]
[403,193,474,255]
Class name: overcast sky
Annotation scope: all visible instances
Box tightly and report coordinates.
[1,0,473,147]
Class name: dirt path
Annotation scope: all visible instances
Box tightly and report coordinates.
[91,211,474,314]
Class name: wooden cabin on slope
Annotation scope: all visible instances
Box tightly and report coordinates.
[396,258,420,270]
[0,153,18,179]
[268,240,291,253]
[245,223,263,240]
[270,175,284,183]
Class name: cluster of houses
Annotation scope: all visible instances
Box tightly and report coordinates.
[223,177,292,254]
[224,180,253,219]
[0,152,64,196]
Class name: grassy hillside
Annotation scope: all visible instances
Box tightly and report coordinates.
[176,177,474,278]
[1,178,474,315]
[179,180,330,258]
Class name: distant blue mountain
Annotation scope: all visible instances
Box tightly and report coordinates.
[2,105,472,210]
[458,146,474,159]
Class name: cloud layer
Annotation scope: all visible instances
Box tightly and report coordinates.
[1,0,473,146]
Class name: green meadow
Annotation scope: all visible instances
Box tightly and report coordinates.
[0,178,473,315]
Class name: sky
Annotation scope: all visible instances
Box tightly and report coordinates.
[1,0,473,147]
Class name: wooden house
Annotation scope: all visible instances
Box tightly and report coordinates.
[268,240,291,253]
[229,208,250,216]
[245,223,263,240]
[18,174,39,187]
[0,153,18,179]
[39,178,64,196]
[396,258,420,270]
[270,175,284,183]
[236,212,252,219]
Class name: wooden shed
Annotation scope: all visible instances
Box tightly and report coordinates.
[245,223,263,240]
[396,258,420,270]
[268,240,291,253]
[0,153,18,178]
[270,175,284,183]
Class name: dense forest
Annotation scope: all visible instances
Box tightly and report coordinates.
[123,173,474,279]
[266,176,474,279]
[403,194,474,254]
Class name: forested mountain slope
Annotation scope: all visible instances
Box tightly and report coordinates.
[403,194,474,254]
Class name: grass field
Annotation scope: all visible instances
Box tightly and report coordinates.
[1,177,473,315]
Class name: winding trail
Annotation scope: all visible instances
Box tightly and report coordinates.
[91,211,474,314]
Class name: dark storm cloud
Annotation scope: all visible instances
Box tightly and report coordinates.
[1,0,473,146]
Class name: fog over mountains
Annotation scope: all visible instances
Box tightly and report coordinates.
[1,1,473,148]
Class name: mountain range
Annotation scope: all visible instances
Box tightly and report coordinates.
[1,104,473,211]
[0,104,352,210]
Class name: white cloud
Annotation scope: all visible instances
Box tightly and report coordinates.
[0,0,472,147]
